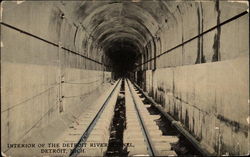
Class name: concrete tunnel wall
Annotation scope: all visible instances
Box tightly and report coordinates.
[135,1,249,155]
[1,1,112,153]
[1,0,249,156]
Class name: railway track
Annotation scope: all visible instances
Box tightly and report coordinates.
[124,79,178,156]
[68,79,122,156]
[56,78,201,156]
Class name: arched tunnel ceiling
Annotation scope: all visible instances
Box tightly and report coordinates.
[104,37,141,55]
[57,0,195,75]
[56,0,248,58]
[101,33,143,52]
[91,18,148,46]
[96,26,147,45]
[66,0,171,55]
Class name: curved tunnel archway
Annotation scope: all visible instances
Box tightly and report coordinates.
[68,0,170,78]
[1,0,249,156]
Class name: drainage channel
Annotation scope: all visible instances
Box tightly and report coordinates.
[145,104,201,155]
[105,79,127,156]
[104,79,202,156]
[134,82,208,156]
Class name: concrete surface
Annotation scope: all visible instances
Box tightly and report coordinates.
[136,1,249,155]
[1,1,111,155]
[1,0,249,156]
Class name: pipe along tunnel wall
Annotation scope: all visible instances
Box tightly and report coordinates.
[1,0,249,156]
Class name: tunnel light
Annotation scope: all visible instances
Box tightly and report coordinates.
[60,13,65,19]
[131,0,141,2]
[16,1,25,5]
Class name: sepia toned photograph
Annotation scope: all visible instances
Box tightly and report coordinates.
[0,0,249,156]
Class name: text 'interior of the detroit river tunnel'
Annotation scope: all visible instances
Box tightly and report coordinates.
[0,0,249,156]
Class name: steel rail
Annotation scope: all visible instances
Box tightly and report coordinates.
[126,79,157,156]
[132,82,216,156]
[69,79,121,157]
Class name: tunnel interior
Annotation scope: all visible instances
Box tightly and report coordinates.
[105,39,139,78]
[75,1,159,78]
[1,0,249,156]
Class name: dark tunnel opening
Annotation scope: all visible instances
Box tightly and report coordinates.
[105,39,139,79]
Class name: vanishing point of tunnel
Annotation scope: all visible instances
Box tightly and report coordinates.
[1,0,249,156]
